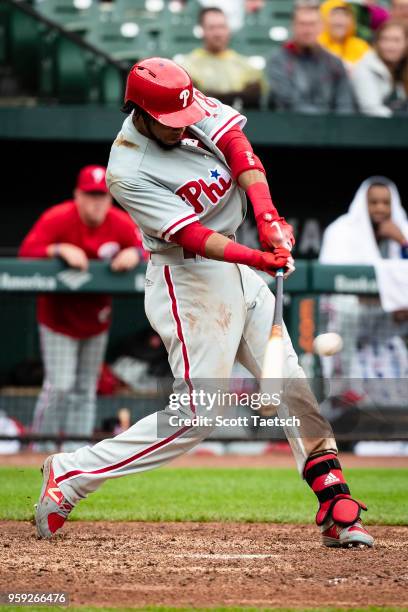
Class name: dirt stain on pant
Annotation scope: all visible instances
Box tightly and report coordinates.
[215,303,232,334]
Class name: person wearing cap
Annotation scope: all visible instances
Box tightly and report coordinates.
[19,165,144,451]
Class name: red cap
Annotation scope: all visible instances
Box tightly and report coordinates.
[125,57,206,128]
[76,165,108,193]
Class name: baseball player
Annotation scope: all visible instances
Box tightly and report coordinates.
[35,59,374,548]
[19,165,143,452]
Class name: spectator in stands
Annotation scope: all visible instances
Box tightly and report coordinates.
[179,7,264,108]
[266,2,355,113]
[320,176,408,263]
[391,0,408,27]
[197,0,245,31]
[19,165,144,452]
[319,177,408,387]
[351,20,408,116]
[318,0,371,66]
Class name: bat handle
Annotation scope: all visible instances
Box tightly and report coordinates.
[273,268,284,326]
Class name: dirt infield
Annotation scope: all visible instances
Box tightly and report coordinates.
[1,521,407,608]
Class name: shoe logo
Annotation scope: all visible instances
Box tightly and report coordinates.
[324,472,340,486]
[47,487,62,503]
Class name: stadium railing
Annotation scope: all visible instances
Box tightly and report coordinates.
[0,258,406,450]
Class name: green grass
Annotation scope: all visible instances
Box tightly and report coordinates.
[0,467,407,525]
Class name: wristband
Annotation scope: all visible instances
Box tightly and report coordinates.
[224,241,262,267]
[246,182,279,222]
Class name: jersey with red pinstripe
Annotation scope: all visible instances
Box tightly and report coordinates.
[106,93,247,253]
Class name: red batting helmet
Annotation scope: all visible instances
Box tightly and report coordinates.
[124,57,206,128]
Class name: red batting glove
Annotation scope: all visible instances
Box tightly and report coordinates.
[245,182,295,252]
[257,214,295,252]
[253,247,294,277]
[224,243,294,277]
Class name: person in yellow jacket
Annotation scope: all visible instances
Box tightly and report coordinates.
[318,0,371,66]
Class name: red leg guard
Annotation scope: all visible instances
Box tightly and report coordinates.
[304,453,367,526]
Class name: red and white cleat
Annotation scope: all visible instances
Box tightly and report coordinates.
[34,455,74,539]
[322,520,374,548]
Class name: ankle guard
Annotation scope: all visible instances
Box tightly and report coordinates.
[304,453,367,526]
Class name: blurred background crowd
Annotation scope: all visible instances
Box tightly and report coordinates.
[1,0,408,115]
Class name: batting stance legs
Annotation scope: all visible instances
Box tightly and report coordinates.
[36,258,373,547]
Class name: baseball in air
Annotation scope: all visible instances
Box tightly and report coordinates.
[313,333,343,356]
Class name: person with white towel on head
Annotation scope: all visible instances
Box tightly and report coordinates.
[319,176,408,399]
[320,176,408,264]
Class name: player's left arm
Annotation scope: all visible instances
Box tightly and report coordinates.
[217,126,295,252]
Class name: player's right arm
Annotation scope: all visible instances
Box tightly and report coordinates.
[216,126,295,254]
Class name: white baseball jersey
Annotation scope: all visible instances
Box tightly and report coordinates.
[106,93,247,252]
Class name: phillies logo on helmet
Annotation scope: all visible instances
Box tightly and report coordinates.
[179,89,190,108]
[176,167,232,213]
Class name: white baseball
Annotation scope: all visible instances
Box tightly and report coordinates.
[313,332,343,356]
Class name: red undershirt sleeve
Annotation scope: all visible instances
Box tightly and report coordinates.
[217,127,279,221]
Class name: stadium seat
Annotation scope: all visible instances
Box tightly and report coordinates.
[245,0,293,27]
[35,0,99,34]
[168,0,201,29]
[99,62,125,105]
[86,19,154,62]
[0,2,12,66]
[8,7,41,91]
[37,26,60,99]
[114,0,153,22]
[54,36,90,102]
[350,3,373,41]
[237,24,281,58]
[157,24,201,58]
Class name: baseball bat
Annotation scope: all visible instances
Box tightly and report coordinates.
[261,268,284,394]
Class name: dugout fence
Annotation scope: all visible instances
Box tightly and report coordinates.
[0,258,407,451]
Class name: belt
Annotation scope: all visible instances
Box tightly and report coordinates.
[149,234,235,266]
[149,247,200,265]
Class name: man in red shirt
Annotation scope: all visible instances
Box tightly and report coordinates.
[19,165,144,451]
